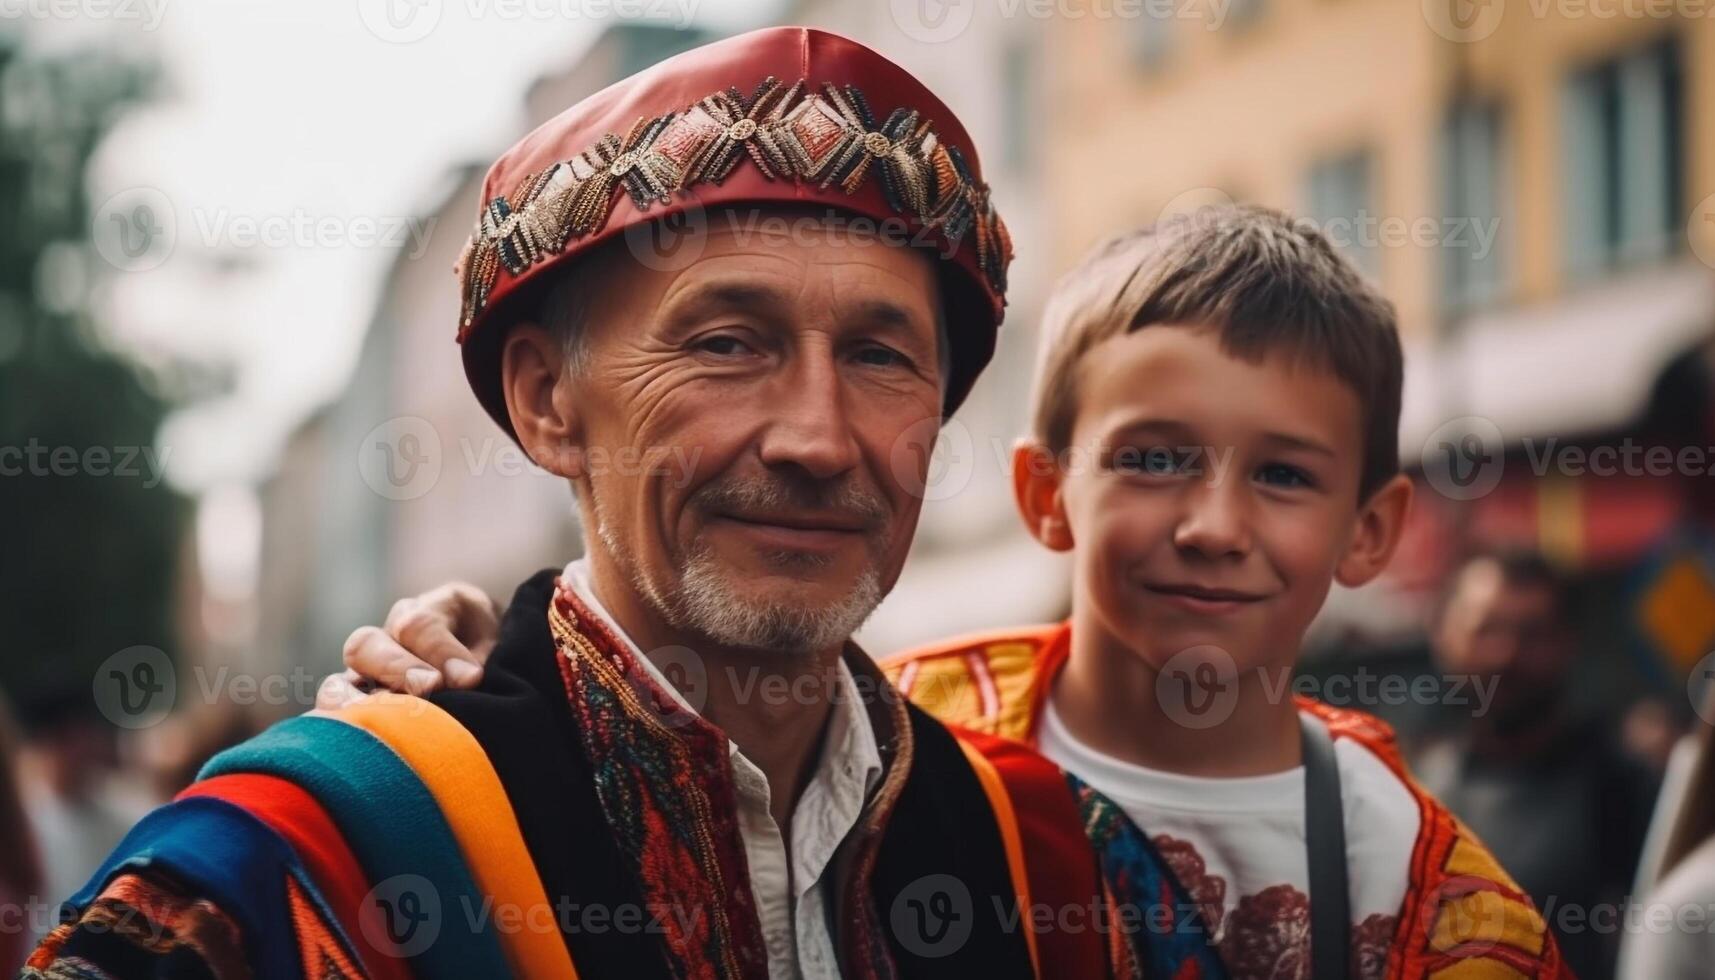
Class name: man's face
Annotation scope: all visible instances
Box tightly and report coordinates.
[1434,560,1569,693]
[567,212,945,653]
[1055,324,1371,675]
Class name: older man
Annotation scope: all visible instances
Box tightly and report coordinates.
[29,28,1222,980]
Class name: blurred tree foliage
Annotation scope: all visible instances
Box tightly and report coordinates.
[0,33,187,729]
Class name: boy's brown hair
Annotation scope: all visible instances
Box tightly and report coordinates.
[1030,204,1404,503]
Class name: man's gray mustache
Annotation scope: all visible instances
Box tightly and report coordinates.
[688,476,891,530]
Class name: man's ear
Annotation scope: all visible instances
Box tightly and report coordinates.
[1335,473,1413,588]
[1013,440,1074,552]
[501,324,584,479]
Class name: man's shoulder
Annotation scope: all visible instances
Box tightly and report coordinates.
[879,621,1069,740]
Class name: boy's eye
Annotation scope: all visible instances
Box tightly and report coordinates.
[1256,462,1314,489]
[1115,446,1185,476]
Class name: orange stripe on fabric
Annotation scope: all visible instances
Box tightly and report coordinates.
[956,736,1040,976]
[286,874,366,979]
[956,726,1112,980]
[315,694,580,980]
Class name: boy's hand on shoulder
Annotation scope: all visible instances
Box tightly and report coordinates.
[315,582,501,708]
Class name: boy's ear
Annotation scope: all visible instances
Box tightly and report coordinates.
[1012,440,1074,552]
[1335,473,1414,588]
[501,323,585,480]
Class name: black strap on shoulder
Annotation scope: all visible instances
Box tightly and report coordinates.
[1301,711,1350,980]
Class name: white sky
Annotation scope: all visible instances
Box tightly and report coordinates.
[24,0,766,490]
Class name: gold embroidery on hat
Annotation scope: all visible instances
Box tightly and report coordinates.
[457,76,1011,334]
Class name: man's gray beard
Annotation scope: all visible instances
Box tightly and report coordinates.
[593,495,884,655]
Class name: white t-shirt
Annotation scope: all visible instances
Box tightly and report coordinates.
[1038,699,1421,979]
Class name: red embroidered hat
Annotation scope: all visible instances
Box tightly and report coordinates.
[454,26,1012,439]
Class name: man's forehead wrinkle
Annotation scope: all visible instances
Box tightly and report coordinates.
[656,251,808,311]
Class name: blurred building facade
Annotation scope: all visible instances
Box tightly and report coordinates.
[1045,2,1715,700]
[254,24,715,680]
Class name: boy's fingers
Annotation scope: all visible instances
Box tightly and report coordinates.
[342,624,442,695]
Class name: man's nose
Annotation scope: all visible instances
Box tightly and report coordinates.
[1172,479,1252,559]
[757,349,862,481]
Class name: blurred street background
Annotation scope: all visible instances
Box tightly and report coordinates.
[3,0,1715,974]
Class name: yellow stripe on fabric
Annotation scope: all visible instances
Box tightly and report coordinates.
[1427,960,1529,980]
[1428,889,1546,957]
[1443,835,1522,892]
[892,655,987,731]
[955,738,1040,977]
[982,642,1045,742]
[314,695,580,980]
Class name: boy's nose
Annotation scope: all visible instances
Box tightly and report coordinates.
[1171,483,1252,559]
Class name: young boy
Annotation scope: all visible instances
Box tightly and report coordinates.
[340,206,1568,978]
[886,207,1569,978]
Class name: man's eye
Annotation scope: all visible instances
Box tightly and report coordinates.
[1256,463,1314,489]
[694,335,751,357]
[854,345,908,367]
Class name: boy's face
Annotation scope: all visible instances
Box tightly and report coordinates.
[1017,323,1410,675]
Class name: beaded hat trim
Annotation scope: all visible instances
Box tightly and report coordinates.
[455,77,1013,334]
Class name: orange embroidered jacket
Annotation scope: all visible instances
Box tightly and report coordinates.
[881,621,1574,980]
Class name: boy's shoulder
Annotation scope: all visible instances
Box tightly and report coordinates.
[1297,696,1572,978]
[880,621,1071,740]
[1295,695,1410,771]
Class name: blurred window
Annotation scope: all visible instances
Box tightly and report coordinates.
[1440,100,1506,314]
[1226,0,1268,28]
[1002,38,1035,174]
[1305,148,1380,282]
[1129,6,1175,71]
[1560,36,1683,279]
